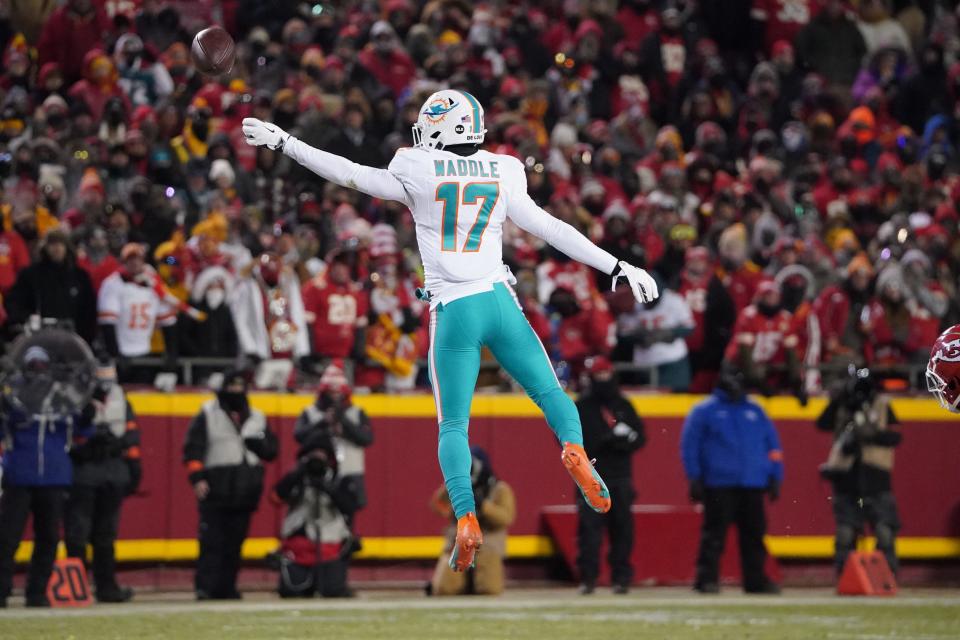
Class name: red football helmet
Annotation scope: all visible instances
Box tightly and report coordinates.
[927,324,960,413]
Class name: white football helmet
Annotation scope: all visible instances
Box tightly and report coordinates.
[412,89,486,150]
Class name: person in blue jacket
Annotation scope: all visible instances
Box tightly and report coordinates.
[681,363,783,595]
[0,348,94,608]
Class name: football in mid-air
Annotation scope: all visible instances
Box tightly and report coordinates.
[191,26,235,75]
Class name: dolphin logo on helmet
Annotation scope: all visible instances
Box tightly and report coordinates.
[422,97,459,123]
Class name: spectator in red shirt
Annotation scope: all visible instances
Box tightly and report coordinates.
[358,21,416,99]
[724,279,800,394]
[813,253,874,365]
[778,265,821,396]
[68,49,131,122]
[36,0,111,85]
[302,250,368,362]
[813,158,857,217]
[546,286,614,385]
[617,0,660,42]
[751,0,821,55]
[77,227,120,293]
[717,223,763,314]
[0,226,29,297]
[357,248,421,392]
[537,251,604,314]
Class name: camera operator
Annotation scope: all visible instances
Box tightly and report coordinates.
[575,356,646,595]
[183,369,278,600]
[272,431,359,598]
[816,366,902,575]
[64,363,140,603]
[0,338,94,608]
[294,362,373,522]
[428,447,516,596]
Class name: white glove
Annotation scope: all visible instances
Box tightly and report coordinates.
[242,117,289,152]
[612,260,659,303]
[612,422,635,439]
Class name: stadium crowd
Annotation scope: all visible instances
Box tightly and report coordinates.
[0,0,957,395]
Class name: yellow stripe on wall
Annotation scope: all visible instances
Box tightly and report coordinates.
[128,392,960,422]
[14,535,960,563]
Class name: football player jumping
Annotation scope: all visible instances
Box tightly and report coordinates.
[242,90,658,571]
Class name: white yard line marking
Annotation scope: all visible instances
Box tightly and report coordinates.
[2,591,959,619]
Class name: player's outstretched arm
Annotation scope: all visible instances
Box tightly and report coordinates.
[508,191,658,303]
[242,118,411,206]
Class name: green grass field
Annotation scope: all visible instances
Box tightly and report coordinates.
[2,589,959,640]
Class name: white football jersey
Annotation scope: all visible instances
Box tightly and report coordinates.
[388,148,521,305]
[284,139,618,308]
[617,289,695,367]
[98,272,176,357]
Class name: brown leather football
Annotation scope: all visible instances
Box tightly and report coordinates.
[191,26,235,75]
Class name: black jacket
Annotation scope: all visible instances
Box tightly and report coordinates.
[70,399,140,490]
[576,391,646,481]
[694,275,736,371]
[5,256,97,343]
[179,303,238,358]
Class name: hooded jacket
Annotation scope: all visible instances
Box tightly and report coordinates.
[67,49,131,122]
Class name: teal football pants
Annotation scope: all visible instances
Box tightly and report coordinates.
[427,283,583,519]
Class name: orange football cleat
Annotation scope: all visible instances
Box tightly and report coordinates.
[448,512,483,572]
[562,442,611,513]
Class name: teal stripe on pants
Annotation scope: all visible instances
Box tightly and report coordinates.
[428,283,583,519]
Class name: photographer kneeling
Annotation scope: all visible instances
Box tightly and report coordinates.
[428,447,516,595]
[272,431,360,598]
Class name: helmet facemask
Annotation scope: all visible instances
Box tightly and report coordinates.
[927,360,960,413]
